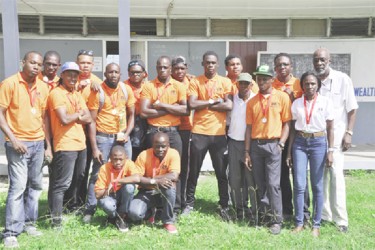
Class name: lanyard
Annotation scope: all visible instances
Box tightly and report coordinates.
[103,84,120,110]
[152,150,168,177]
[204,80,217,98]
[259,93,272,118]
[66,92,80,112]
[110,167,125,193]
[128,82,142,102]
[26,85,37,108]
[156,82,171,101]
[304,94,318,125]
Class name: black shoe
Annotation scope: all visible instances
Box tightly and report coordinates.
[269,223,282,235]
[338,225,348,233]
[219,206,231,222]
[115,217,129,233]
[106,216,116,226]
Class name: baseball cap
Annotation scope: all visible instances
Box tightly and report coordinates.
[253,65,273,77]
[172,56,187,66]
[128,60,146,71]
[61,62,80,73]
[237,73,252,83]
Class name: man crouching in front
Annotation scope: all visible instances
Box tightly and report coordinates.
[128,132,180,234]
[94,145,140,232]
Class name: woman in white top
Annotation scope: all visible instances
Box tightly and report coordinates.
[286,71,334,237]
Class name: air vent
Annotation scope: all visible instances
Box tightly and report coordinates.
[331,18,368,36]
[87,17,118,35]
[171,19,206,36]
[19,15,39,33]
[44,16,82,34]
[130,18,156,35]
[211,19,246,37]
[252,19,286,36]
[291,19,326,37]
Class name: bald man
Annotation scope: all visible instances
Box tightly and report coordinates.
[313,48,358,233]
[128,132,181,234]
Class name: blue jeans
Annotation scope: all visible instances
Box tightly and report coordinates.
[292,135,327,228]
[97,184,135,218]
[3,140,44,237]
[128,187,176,224]
[85,135,132,215]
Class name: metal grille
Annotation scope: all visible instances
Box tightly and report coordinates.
[130,18,156,35]
[331,18,368,36]
[171,19,206,36]
[211,19,246,37]
[291,19,326,37]
[88,17,118,35]
[44,16,83,34]
[19,15,39,33]
[252,19,286,36]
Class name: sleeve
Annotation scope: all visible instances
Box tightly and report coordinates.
[87,90,100,110]
[134,151,147,176]
[293,79,303,99]
[125,160,142,176]
[281,94,292,123]
[0,80,13,109]
[94,164,109,192]
[188,78,199,97]
[125,84,136,108]
[291,99,298,120]
[246,100,254,125]
[168,149,181,174]
[344,75,359,112]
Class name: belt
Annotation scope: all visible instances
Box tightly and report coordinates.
[297,131,325,138]
[96,131,117,138]
[253,138,279,144]
[148,125,178,132]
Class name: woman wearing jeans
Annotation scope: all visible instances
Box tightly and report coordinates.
[286,71,334,237]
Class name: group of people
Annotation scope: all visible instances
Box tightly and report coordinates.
[0,47,357,247]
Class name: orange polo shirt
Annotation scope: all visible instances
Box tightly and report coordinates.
[0,72,49,141]
[272,76,302,99]
[189,74,232,136]
[48,85,87,151]
[135,148,180,189]
[141,78,186,127]
[246,89,291,139]
[125,79,143,115]
[94,160,141,193]
[37,72,60,92]
[88,82,135,134]
[178,76,193,131]
[78,73,103,103]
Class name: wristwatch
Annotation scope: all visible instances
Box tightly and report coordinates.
[208,99,215,105]
[346,130,353,136]
[150,178,156,185]
[278,142,285,149]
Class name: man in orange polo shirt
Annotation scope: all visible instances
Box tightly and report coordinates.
[0,51,52,248]
[38,51,61,92]
[128,132,180,234]
[83,63,136,223]
[95,145,141,232]
[244,64,291,235]
[184,51,233,220]
[125,60,148,161]
[48,62,92,228]
[272,53,307,222]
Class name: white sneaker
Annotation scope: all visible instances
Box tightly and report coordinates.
[24,226,43,237]
[3,236,19,248]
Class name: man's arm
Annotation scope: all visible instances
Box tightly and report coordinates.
[122,106,135,142]
[342,109,357,151]
[0,106,28,154]
[140,98,168,119]
[153,99,188,116]
[138,172,179,189]
[76,108,92,125]
[208,94,233,112]
[43,109,53,160]
[189,95,220,110]
[279,121,290,151]
[87,109,103,164]
[244,124,252,170]
[95,174,141,199]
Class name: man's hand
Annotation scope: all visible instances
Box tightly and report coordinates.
[152,101,164,110]
[342,133,352,152]
[244,152,252,171]
[11,139,28,154]
[286,153,293,168]
[326,151,334,168]
[44,148,53,164]
[92,148,103,164]
[107,183,113,196]
[156,177,174,189]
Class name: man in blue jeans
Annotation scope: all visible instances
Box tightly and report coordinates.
[0,51,52,248]
[84,63,136,223]
[95,145,141,232]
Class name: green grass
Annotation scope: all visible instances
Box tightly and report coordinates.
[0,172,374,249]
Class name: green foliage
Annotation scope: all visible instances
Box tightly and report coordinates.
[0,173,374,249]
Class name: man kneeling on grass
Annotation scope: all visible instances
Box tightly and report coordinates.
[94,145,140,232]
[128,132,180,234]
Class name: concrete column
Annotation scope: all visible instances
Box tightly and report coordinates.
[118,0,131,79]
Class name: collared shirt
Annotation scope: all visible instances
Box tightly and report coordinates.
[292,94,334,132]
[319,68,358,147]
[272,75,303,99]
[228,93,255,141]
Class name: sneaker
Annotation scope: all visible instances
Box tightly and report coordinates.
[82,214,92,224]
[24,225,43,237]
[115,217,129,233]
[338,225,348,233]
[163,224,178,234]
[219,206,231,222]
[3,236,19,248]
[181,205,193,216]
[312,228,320,237]
[269,223,282,235]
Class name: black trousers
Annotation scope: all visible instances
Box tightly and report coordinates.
[186,133,229,208]
[179,130,191,209]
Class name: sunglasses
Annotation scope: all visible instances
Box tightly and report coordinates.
[78,50,94,56]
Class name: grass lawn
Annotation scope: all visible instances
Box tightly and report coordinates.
[0,171,374,249]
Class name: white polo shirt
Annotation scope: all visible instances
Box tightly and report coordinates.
[292,94,334,133]
[319,68,359,147]
[228,92,255,141]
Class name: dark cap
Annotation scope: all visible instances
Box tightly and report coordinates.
[237,73,252,83]
[128,60,146,71]
[171,56,187,66]
[253,65,273,77]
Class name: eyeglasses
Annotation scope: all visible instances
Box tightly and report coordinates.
[129,71,144,76]
[78,50,94,56]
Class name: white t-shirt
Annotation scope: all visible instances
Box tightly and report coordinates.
[292,94,334,132]
[319,68,359,147]
[228,92,255,141]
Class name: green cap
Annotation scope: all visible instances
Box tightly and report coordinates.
[253,65,273,77]
[237,73,252,83]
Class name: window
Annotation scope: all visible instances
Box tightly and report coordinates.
[291,19,326,37]
[171,19,206,36]
[331,18,368,36]
[252,19,286,36]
